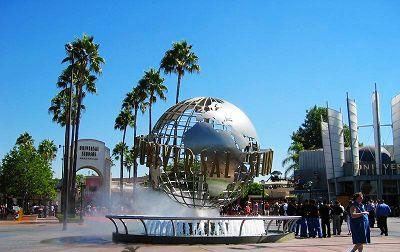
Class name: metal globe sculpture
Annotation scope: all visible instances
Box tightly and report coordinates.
[149,97,270,208]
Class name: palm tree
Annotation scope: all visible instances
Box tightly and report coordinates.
[160,40,200,104]
[160,40,199,148]
[124,149,135,179]
[49,87,86,127]
[122,85,147,179]
[16,132,34,146]
[114,109,134,193]
[112,142,129,193]
[38,139,58,162]
[282,142,304,179]
[139,68,167,136]
[60,35,104,211]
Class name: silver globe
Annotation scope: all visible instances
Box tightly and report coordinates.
[152,97,260,208]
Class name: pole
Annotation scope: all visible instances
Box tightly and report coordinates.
[262,184,265,215]
[80,182,84,222]
[59,145,64,213]
[374,83,382,198]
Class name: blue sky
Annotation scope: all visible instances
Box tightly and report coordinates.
[1,1,400,180]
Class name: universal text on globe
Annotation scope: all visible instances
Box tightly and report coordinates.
[135,138,273,178]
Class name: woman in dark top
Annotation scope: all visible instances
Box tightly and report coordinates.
[349,192,370,252]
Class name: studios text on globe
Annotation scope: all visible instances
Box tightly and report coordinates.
[135,137,274,178]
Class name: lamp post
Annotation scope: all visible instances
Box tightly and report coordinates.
[59,145,65,213]
[79,180,86,222]
[305,181,313,200]
[59,145,65,180]
[260,180,266,215]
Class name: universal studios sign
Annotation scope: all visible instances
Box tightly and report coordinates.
[359,162,400,175]
[79,145,99,160]
[135,137,273,178]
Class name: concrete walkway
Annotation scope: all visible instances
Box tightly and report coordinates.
[0,217,399,252]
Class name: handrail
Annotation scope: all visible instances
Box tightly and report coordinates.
[118,218,128,234]
[106,214,301,221]
[106,214,301,238]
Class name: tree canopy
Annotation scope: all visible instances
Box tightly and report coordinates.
[138,68,167,134]
[291,106,348,150]
[282,106,351,178]
[0,133,56,205]
[38,139,58,162]
[160,40,200,104]
[16,132,34,146]
[243,182,264,196]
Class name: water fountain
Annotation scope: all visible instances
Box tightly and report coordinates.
[106,97,300,244]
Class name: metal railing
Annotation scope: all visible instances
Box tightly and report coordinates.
[105,215,301,237]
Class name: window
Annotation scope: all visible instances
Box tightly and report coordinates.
[360,180,377,195]
[342,181,354,195]
[383,180,397,195]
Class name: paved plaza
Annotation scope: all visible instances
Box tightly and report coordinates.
[0,217,399,252]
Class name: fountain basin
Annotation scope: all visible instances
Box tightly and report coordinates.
[105,215,300,244]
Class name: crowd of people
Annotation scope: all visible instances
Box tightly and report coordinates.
[220,193,393,252]
[221,196,393,239]
[0,204,22,220]
[0,204,8,219]
[0,203,59,220]
[29,203,58,218]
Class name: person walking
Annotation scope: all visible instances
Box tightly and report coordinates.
[271,202,279,216]
[308,200,322,238]
[0,205,5,219]
[279,199,288,216]
[376,199,391,236]
[319,200,331,238]
[253,201,259,216]
[348,192,370,252]
[345,200,353,235]
[365,200,376,228]
[264,201,270,216]
[304,200,313,237]
[295,202,308,237]
[331,201,343,235]
[339,202,345,227]
[245,202,251,216]
[287,200,297,232]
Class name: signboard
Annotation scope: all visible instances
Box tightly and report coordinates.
[358,162,400,175]
[79,145,99,160]
[75,139,108,175]
[135,137,273,178]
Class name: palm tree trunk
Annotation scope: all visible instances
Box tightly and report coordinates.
[62,87,72,215]
[70,85,83,215]
[172,73,182,160]
[133,107,138,180]
[68,121,75,214]
[120,127,127,194]
[175,73,181,104]
[62,69,74,230]
[148,100,152,185]
[149,99,152,135]
[67,86,79,215]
